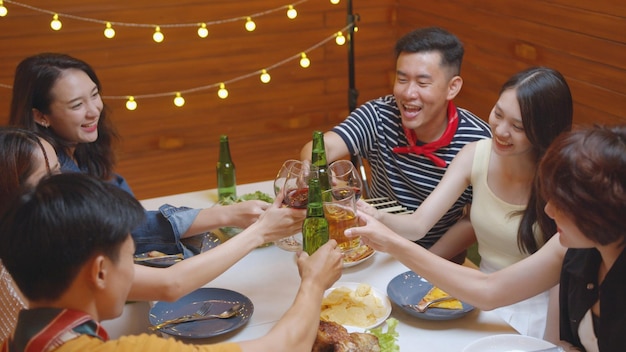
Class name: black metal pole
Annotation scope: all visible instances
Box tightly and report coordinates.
[347,0,358,112]
[346,1,371,198]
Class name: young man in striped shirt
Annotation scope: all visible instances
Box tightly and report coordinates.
[301,27,491,261]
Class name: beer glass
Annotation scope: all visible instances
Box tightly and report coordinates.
[322,187,360,253]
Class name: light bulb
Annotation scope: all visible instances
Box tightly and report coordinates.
[104,22,115,39]
[260,69,271,83]
[354,26,359,32]
[174,93,185,107]
[299,53,310,68]
[153,26,164,43]
[330,0,340,4]
[197,23,208,38]
[286,5,297,19]
[245,17,256,32]
[126,97,137,111]
[50,14,62,31]
[0,1,7,17]
[217,83,229,99]
[335,31,346,45]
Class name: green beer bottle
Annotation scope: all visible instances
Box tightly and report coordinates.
[302,177,329,255]
[311,131,331,194]
[216,135,236,202]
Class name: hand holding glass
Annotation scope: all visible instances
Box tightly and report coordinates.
[282,161,313,209]
[273,160,305,251]
[322,187,360,253]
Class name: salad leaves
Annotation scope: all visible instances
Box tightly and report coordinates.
[219,191,274,205]
[366,318,399,352]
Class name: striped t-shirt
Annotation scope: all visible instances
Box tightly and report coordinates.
[333,95,492,247]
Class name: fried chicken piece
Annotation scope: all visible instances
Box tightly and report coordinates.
[313,320,354,352]
[349,332,380,352]
[312,321,379,352]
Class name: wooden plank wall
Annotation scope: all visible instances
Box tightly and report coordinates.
[0,0,397,199]
[1,0,624,199]
[396,0,626,127]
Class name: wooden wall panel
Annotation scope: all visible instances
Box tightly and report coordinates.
[0,0,397,199]
[2,0,622,200]
[396,0,626,127]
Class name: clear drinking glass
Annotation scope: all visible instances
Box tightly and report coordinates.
[322,187,360,253]
[328,160,363,200]
[273,160,305,251]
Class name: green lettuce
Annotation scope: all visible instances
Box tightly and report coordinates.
[220,191,274,205]
[366,318,399,352]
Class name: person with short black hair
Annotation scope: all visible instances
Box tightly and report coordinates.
[300,26,492,261]
[0,127,311,342]
[0,173,343,352]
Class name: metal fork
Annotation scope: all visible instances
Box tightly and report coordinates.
[150,301,212,330]
[403,296,456,312]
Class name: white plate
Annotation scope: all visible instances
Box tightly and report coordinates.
[342,245,375,268]
[463,334,556,352]
[322,282,392,333]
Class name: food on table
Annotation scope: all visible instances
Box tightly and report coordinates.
[321,284,386,327]
[147,250,167,257]
[237,191,274,203]
[366,318,399,352]
[418,286,463,310]
[219,191,274,205]
[343,245,374,264]
[218,191,275,239]
[312,320,380,352]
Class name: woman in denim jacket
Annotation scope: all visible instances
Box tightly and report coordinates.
[8,53,291,256]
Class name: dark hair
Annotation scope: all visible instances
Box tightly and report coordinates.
[0,127,51,215]
[0,173,145,301]
[394,27,464,77]
[8,53,118,181]
[508,67,573,253]
[538,125,626,246]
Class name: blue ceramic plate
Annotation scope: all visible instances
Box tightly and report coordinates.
[387,271,474,320]
[149,287,254,338]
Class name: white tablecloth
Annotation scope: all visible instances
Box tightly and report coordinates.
[103,180,516,351]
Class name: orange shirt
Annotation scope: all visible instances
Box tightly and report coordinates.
[52,334,242,352]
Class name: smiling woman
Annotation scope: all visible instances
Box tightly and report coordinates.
[7,53,288,258]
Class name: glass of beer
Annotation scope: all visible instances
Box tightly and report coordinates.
[322,187,360,253]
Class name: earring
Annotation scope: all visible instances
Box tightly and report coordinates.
[38,121,49,128]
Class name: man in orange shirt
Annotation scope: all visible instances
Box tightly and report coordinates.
[0,173,343,352]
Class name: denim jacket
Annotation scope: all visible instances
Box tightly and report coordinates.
[57,152,200,258]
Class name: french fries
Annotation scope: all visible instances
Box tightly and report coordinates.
[321,283,386,327]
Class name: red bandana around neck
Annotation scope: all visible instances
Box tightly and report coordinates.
[393,101,459,167]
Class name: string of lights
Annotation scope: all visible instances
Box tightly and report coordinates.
[1,0,309,36]
[0,0,341,39]
[0,23,354,109]
[120,23,353,110]
[0,0,349,110]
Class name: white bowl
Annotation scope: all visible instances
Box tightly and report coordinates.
[463,334,556,352]
[322,282,392,333]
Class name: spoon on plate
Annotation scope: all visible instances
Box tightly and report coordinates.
[150,303,242,331]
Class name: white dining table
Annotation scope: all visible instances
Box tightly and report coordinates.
[103,180,517,351]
